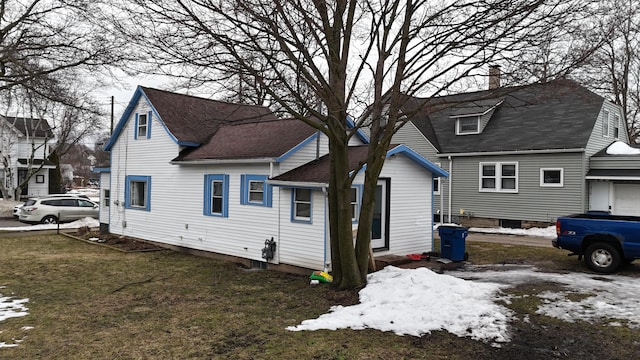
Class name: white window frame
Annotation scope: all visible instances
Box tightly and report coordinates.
[292,188,312,223]
[455,116,480,135]
[540,168,564,187]
[479,162,518,193]
[137,113,148,138]
[602,110,610,137]
[614,114,620,139]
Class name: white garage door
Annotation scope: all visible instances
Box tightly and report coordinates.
[613,183,640,216]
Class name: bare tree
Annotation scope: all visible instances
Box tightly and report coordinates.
[116,0,580,289]
[574,0,640,144]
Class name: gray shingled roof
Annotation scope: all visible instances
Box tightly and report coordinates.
[173,118,318,161]
[4,116,52,138]
[142,87,280,145]
[405,79,605,154]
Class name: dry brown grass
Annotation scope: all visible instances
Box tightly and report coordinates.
[0,234,639,359]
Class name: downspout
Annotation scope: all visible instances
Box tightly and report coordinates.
[322,186,329,272]
[448,156,452,223]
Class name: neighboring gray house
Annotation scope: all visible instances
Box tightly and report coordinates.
[392,77,633,228]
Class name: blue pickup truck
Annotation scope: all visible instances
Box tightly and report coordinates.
[553,212,640,273]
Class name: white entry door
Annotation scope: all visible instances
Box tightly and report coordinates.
[371,179,389,249]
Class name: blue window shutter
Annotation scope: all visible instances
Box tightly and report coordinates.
[147,111,152,138]
[265,183,272,207]
[240,175,247,204]
[124,176,131,209]
[134,113,139,140]
[203,175,211,215]
[145,176,151,211]
[223,174,230,217]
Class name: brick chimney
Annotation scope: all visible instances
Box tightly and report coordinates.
[488,65,501,90]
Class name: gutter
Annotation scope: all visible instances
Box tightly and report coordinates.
[438,148,585,158]
[267,180,329,188]
[170,158,277,165]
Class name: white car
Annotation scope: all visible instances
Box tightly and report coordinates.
[13,194,90,218]
[18,196,98,224]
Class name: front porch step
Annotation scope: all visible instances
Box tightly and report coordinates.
[374,254,412,268]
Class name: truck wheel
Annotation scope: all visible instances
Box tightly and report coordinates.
[584,243,621,274]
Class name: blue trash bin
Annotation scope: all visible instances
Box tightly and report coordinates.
[438,225,468,261]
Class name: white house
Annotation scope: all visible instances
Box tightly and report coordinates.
[99,86,447,272]
[0,116,54,199]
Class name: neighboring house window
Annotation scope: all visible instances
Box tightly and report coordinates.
[104,189,110,207]
[456,116,480,135]
[125,175,151,211]
[540,168,564,187]
[479,162,518,193]
[204,174,229,217]
[134,112,152,139]
[240,175,272,207]
[433,162,441,195]
[614,114,620,139]
[602,110,610,137]
[292,188,312,223]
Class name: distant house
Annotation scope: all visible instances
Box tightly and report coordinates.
[390,76,635,227]
[0,116,54,199]
[98,86,447,272]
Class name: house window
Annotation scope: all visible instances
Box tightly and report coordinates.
[36,175,44,183]
[292,188,312,223]
[125,175,151,211]
[456,116,480,135]
[103,189,110,207]
[614,114,620,139]
[204,174,229,217]
[479,162,518,193]
[540,168,564,187]
[433,162,441,195]
[240,175,272,207]
[350,186,363,223]
[135,112,152,139]
[602,110,610,137]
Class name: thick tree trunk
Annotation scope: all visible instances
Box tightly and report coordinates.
[327,129,364,289]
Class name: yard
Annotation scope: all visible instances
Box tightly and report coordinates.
[1,233,640,359]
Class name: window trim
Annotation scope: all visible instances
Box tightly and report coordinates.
[602,110,610,137]
[103,189,110,207]
[540,168,564,187]
[240,174,272,207]
[134,111,152,140]
[204,174,229,217]
[351,185,363,223]
[124,175,151,211]
[478,162,518,193]
[36,174,44,183]
[614,114,620,139]
[291,188,313,224]
[455,116,480,135]
[433,162,441,195]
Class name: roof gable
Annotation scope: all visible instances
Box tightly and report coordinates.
[407,79,605,154]
[3,116,52,138]
[105,86,279,151]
